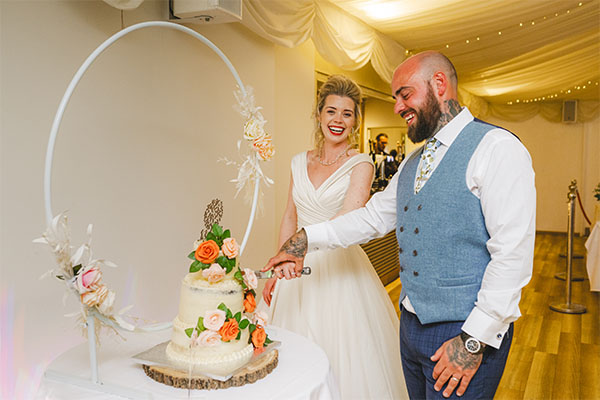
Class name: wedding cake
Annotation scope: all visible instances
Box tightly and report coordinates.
[165,222,272,377]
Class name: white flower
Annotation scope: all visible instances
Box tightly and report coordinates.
[203,309,226,331]
[253,310,268,327]
[97,289,115,315]
[242,268,258,290]
[202,263,226,283]
[196,330,221,347]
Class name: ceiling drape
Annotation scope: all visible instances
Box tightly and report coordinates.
[243,0,405,91]
[242,0,599,123]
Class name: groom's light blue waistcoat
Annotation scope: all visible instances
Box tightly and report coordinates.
[396,120,493,324]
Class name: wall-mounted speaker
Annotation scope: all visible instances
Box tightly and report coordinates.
[562,100,578,123]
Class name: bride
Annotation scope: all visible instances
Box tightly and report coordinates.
[262,75,408,399]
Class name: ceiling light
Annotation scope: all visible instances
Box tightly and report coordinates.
[360,2,404,20]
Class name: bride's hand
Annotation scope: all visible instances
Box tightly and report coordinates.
[262,277,277,306]
[262,229,308,279]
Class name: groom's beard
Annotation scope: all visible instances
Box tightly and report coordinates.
[407,86,442,144]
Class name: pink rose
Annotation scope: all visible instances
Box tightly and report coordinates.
[75,266,102,294]
[253,310,268,327]
[202,263,226,283]
[203,309,226,331]
[242,268,258,290]
[81,284,108,307]
[196,330,221,347]
[221,238,239,259]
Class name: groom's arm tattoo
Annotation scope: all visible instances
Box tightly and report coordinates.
[446,337,481,370]
[280,229,308,258]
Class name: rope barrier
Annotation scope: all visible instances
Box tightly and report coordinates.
[575,189,593,225]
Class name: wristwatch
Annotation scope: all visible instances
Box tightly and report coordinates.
[460,332,486,355]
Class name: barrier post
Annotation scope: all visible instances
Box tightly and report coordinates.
[550,182,586,314]
[555,180,584,280]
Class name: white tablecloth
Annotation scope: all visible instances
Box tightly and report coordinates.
[585,221,600,291]
[36,326,339,400]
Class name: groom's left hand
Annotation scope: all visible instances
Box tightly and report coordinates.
[430,335,483,397]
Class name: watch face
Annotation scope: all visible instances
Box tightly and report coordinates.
[465,338,481,354]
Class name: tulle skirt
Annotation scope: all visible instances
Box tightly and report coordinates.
[266,245,409,400]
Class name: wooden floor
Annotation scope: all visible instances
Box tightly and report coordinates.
[386,232,600,400]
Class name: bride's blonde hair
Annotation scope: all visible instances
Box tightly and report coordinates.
[313,75,362,151]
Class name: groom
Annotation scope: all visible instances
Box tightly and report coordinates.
[263,51,536,399]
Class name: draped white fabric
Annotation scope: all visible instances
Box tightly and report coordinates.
[242,0,599,122]
[243,0,405,84]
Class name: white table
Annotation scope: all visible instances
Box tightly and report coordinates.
[36,326,339,400]
[585,221,600,291]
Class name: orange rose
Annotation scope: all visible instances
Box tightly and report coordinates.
[251,326,267,348]
[218,319,239,342]
[243,292,256,313]
[195,240,220,264]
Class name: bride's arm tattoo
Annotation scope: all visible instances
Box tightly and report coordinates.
[280,229,308,258]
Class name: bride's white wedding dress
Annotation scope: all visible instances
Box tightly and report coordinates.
[267,152,408,400]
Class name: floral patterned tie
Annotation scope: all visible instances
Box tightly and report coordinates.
[415,138,440,193]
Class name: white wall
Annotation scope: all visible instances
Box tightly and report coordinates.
[0,0,314,396]
[487,113,600,234]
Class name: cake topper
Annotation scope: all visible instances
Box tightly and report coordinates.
[200,199,224,241]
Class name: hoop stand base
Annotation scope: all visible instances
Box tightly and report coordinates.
[549,303,587,314]
[43,369,153,399]
[554,272,585,281]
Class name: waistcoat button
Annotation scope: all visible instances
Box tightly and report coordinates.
[404,206,408,212]
[413,271,419,276]
[399,248,403,253]
[418,204,422,210]
[414,227,419,234]
[399,266,404,272]
[399,226,404,232]
[413,250,418,256]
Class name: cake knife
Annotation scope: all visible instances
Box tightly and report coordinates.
[253,266,312,279]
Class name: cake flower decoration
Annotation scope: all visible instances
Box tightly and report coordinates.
[189,224,236,274]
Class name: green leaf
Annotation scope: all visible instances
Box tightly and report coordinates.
[217,303,228,313]
[265,337,273,345]
[226,309,233,320]
[239,319,249,329]
[185,328,194,338]
[236,331,241,340]
[189,260,201,273]
[234,312,241,322]
[248,324,256,335]
[212,223,223,237]
[188,251,196,260]
[222,229,231,239]
[197,317,206,332]
[206,232,217,242]
[73,264,82,275]
[56,275,65,281]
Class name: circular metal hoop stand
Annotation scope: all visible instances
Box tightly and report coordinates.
[42,21,261,397]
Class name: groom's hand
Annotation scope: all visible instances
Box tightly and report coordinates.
[262,229,308,280]
[430,334,483,397]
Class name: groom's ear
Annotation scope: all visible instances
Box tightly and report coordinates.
[431,71,449,98]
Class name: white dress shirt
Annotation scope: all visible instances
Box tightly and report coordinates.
[305,108,536,348]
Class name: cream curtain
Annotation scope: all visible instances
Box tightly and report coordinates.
[243,0,405,85]
[242,0,599,123]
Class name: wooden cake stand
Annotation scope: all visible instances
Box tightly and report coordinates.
[143,349,278,390]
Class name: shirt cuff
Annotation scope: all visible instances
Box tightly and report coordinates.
[461,307,509,349]
[304,222,329,253]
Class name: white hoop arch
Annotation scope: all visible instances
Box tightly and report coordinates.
[43,21,261,256]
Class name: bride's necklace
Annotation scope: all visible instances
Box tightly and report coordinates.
[318,145,351,166]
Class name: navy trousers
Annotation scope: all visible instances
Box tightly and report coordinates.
[399,307,513,400]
